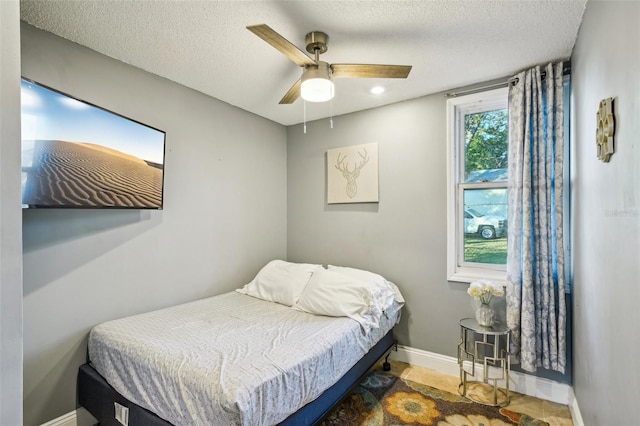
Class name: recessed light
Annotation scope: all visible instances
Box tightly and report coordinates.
[370,86,385,95]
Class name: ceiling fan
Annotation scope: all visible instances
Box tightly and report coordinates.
[247,24,412,104]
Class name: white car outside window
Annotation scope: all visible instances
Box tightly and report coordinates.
[464,207,507,239]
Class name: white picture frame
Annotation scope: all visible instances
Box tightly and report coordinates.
[327,143,379,204]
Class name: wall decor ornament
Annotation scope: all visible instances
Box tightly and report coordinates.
[596,97,615,162]
[327,143,379,204]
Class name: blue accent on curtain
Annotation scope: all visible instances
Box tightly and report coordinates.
[506,62,566,373]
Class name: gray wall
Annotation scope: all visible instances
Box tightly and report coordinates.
[0,1,24,425]
[21,24,288,425]
[571,1,640,424]
[287,97,475,356]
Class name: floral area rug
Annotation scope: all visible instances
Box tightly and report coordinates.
[320,371,549,426]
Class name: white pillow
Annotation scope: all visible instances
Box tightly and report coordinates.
[292,268,378,331]
[327,265,405,309]
[236,260,322,306]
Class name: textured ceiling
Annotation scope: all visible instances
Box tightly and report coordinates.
[20,0,587,126]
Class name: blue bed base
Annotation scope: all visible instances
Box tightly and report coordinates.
[77,330,395,426]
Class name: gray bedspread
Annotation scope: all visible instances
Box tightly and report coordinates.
[89,291,400,426]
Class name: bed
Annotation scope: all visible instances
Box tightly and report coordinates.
[77,261,404,426]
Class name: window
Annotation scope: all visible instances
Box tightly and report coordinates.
[446,88,508,284]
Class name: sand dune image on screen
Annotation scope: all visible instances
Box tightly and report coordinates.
[22,140,163,208]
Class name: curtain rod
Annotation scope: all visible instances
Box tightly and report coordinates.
[445,63,571,98]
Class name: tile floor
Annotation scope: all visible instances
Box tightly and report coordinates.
[385,360,574,426]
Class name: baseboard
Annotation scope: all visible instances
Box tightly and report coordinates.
[568,387,585,426]
[390,344,461,377]
[40,410,76,426]
[40,407,97,426]
[389,344,571,405]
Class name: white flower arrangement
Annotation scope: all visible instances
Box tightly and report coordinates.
[467,280,504,305]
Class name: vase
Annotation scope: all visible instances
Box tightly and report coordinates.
[475,302,494,327]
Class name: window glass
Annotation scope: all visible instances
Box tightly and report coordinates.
[462,188,508,265]
[464,109,508,182]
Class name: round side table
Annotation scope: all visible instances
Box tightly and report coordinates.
[457,318,511,406]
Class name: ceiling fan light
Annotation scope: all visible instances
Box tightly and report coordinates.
[301,78,334,102]
[301,62,335,102]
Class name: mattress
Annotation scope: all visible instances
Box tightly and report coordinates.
[88,291,401,426]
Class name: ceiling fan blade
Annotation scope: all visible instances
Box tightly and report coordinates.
[279,78,301,104]
[247,24,316,67]
[331,64,412,79]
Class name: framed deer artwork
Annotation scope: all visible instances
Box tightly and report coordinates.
[327,143,379,204]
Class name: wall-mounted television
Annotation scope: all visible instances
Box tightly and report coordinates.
[20,78,166,209]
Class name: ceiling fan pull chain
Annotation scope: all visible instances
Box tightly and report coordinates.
[303,100,307,134]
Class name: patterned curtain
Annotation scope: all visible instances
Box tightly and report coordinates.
[506,62,566,373]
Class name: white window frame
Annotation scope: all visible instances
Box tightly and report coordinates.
[446,87,508,284]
